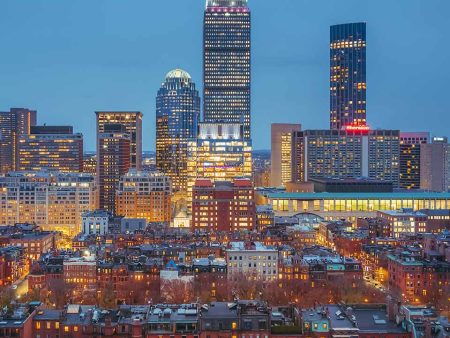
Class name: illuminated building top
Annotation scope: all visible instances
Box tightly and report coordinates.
[165,69,192,83]
[206,0,248,8]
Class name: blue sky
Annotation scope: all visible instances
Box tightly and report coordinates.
[1,0,449,151]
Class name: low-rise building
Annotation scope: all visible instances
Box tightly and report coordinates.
[226,242,278,281]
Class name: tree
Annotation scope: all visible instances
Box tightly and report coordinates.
[46,279,75,309]
[98,282,117,309]
[161,279,194,304]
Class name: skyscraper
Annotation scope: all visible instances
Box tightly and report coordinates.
[96,111,142,169]
[270,123,301,187]
[0,108,37,173]
[203,0,251,139]
[399,132,429,190]
[330,23,367,130]
[156,69,200,191]
[97,130,131,213]
[17,125,83,172]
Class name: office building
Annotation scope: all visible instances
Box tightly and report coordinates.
[116,169,172,223]
[203,0,251,139]
[292,129,400,187]
[399,132,429,190]
[0,108,37,173]
[270,123,301,187]
[97,131,131,214]
[192,178,255,232]
[156,69,200,191]
[420,137,450,192]
[96,111,142,169]
[83,154,97,175]
[17,125,83,172]
[0,171,96,236]
[330,23,367,130]
[187,123,252,206]
[225,242,278,281]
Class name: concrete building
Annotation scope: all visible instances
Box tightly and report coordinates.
[17,125,83,172]
[420,136,450,192]
[0,171,96,236]
[226,241,278,281]
[82,210,110,236]
[115,169,171,223]
[270,123,301,187]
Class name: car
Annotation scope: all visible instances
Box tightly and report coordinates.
[11,285,17,290]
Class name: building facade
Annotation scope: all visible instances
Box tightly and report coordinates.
[203,0,251,139]
[226,242,278,281]
[330,23,367,130]
[292,129,400,187]
[156,69,200,192]
[0,171,96,236]
[187,123,252,207]
[192,179,255,232]
[17,126,83,172]
[116,169,172,223]
[266,191,450,222]
[96,111,142,169]
[399,132,429,190]
[81,210,110,236]
[270,123,301,187]
[97,132,131,214]
[0,108,37,173]
[420,137,450,192]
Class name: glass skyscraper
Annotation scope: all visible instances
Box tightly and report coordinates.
[203,0,251,139]
[156,69,200,192]
[330,22,367,130]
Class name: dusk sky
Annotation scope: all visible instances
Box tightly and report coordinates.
[1,0,449,151]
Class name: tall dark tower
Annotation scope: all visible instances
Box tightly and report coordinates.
[330,22,367,130]
[203,0,251,139]
[156,69,200,192]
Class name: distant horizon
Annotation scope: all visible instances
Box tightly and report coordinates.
[1,0,449,150]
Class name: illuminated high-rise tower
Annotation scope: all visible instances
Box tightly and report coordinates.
[156,69,200,191]
[96,111,143,169]
[330,23,367,130]
[203,0,251,139]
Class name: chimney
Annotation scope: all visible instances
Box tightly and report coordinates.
[386,295,398,322]
[424,319,432,338]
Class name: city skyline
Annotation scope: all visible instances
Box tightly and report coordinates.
[1,0,449,151]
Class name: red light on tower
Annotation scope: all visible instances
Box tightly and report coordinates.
[343,124,370,133]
